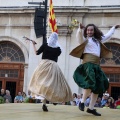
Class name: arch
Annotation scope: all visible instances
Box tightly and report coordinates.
[0,41,25,62]
[0,36,29,64]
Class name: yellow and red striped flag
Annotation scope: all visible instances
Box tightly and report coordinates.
[49,0,58,33]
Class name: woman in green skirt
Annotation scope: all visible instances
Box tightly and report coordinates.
[70,23,119,116]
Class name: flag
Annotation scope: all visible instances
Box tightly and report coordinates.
[49,0,58,33]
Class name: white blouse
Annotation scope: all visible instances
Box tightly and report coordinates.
[76,26,116,57]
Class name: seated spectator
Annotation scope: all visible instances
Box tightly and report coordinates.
[27,90,32,98]
[103,91,110,97]
[115,96,120,109]
[70,93,77,105]
[85,95,91,107]
[104,97,114,109]
[22,92,28,102]
[76,94,82,106]
[0,89,5,97]
[101,94,109,107]
[14,92,23,103]
[4,90,12,103]
[94,97,101,107]
[26,90,35,103]
[73,93,77,101]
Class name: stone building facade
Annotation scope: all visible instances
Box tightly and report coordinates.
[0,0,120,100]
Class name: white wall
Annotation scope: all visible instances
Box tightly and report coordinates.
[0,0,120,7]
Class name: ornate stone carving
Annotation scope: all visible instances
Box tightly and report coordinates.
[2,56,11,62]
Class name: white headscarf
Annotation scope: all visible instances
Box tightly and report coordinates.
[47,32,62,51]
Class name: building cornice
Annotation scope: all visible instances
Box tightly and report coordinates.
[0,6,120,14]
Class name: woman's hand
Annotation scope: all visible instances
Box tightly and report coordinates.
[23,36,37,44]
[32,41,36,45]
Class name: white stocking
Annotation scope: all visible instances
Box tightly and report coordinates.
[81,89,91,103]
[89,93,98,110]
[42,98,46,105]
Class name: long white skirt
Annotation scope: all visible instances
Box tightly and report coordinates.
[28,59,73,103]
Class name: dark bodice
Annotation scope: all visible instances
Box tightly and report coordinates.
[36,43,61,62]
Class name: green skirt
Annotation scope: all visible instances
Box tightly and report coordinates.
[73,62,109,94]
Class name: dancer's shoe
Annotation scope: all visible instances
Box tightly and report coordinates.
[53,103,57,105]
[78,102,85,111]
[86,108,101,116]
[42,104,48,112]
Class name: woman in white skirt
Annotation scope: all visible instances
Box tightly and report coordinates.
[28,32,73,112]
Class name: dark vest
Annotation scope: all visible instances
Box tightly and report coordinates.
[70,40,113,59]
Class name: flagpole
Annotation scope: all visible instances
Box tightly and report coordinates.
[43,0,48,43]
[47,0,50,39]
[47,18,50,40]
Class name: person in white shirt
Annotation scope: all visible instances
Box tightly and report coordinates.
[71,23,119,116]
[76,94,82,106]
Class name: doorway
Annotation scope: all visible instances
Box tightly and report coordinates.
[0,63,24,103]
[6,81,16,102]
[111,86,120,101]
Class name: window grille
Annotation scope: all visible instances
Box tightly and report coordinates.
[0,41,25,62]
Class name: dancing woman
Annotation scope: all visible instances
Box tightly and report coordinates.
[29,32,72,111]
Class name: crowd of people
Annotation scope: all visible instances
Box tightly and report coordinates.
[0,89,12,103]
[0,89,32,103]
[70,92,120,109]
[0,88,120,110]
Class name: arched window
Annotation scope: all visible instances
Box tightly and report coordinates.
[100,43,120,65]
[0,41,25,62]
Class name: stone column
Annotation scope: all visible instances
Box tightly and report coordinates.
[23,64,28,93]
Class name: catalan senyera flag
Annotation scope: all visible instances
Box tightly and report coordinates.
[49,0,58,33]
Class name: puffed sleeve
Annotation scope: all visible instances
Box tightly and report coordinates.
[76,28,86,44]
[101,26,116,43]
